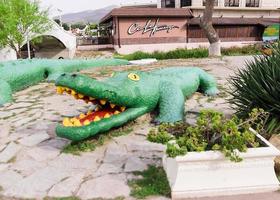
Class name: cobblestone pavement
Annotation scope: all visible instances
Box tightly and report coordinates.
[1,56,278,200]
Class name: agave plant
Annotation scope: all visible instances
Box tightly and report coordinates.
[228,42,280,134]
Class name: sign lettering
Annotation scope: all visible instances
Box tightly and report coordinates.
[127,18,179,37]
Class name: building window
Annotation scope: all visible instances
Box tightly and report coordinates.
[225,0,239,7]
[246,0,259,7]
[203,0,218,6]
[181,0,192,7]
[162,0,175,8]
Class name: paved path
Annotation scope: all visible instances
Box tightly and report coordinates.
[0,56,279,199]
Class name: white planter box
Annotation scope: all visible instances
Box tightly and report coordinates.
[163,129,280,199]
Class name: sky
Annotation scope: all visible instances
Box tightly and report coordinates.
[40,0,157,16]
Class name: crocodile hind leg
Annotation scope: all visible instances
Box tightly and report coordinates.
[197,68,219,96]
[0,79,12,106]
[153,82,185,124]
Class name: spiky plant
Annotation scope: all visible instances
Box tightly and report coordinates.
[228,42,280,134]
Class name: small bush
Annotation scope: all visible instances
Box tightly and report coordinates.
[228,42,280,135]
[222,45,261,56]
[147,109,266,162]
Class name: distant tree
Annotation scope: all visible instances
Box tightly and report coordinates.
[62,23,70,31]
[54,19,70,31]
[84,23,98,36]
[71,23,86,30]
[0,0,52,58]
[200,0,221,56]
[89,23,98,30]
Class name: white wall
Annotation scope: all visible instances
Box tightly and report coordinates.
[0,48,17,62]
[192,0,203,6]
[157,0,162,8]
[261,0,280,8]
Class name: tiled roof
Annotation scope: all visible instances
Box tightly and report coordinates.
[100,7,193,23]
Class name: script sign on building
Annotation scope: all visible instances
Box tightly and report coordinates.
[127,18,180,37]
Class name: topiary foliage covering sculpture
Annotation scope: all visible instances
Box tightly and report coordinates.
[0,58,129,105]
[228,42,280,134]
[55,67,219,142]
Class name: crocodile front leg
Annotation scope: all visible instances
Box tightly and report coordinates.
[154,82,185,124]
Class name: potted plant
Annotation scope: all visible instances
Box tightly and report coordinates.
[147,109,280,199]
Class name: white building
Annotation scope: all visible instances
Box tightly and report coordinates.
[158,0,280,18]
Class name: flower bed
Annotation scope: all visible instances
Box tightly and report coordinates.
[147,109,280,199]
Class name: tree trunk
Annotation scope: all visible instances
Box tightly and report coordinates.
[200,0,221,57]
[16,44,22,59]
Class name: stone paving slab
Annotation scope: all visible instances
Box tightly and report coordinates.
[0,56,278,199]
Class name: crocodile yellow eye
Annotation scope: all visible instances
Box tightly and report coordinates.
[110,72,115,77]
[128,73,140,81]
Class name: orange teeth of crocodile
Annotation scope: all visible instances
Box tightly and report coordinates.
[73,118,82,127]
[66,88,71,94]
[63,118,72,127]
[71,90,77,96]
[56,87,65,94]
[104,113,111,118]
[84,120,90,126]
[120,106,126,112]
[110,103,116,109]
[70,118,76,123]
[114,111,120,115]
[78,94,84,99]
[94,116,101,122]
[100,100,107,105]
[79,113,86,119]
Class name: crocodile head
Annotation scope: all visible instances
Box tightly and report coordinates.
[55,71,160,141]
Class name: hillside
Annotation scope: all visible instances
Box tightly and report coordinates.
[54,5,117,24]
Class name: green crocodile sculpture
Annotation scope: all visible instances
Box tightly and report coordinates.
[0,58,129,105]
[55,67,219,142]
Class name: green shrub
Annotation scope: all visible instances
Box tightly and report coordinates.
[147,109,266,162]
[228,42,280,135]
[115,45,260,61]
[222,45,261,56]
[115,48,209,60]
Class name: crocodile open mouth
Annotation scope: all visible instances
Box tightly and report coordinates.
[56,86,126,127]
